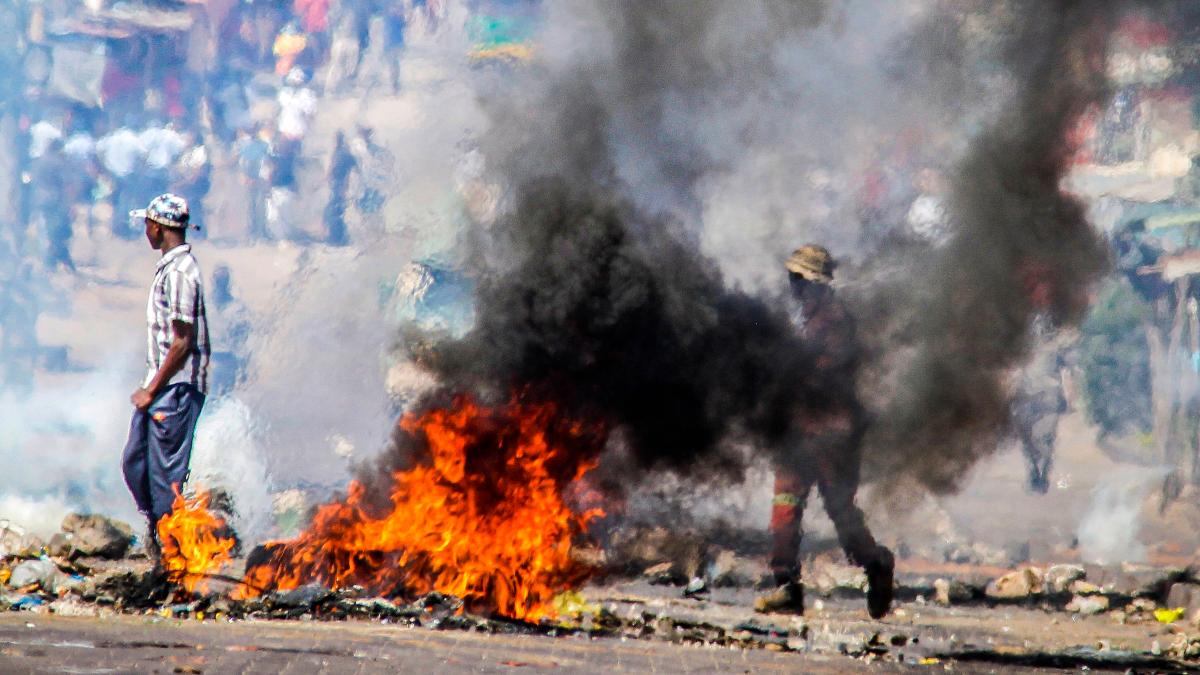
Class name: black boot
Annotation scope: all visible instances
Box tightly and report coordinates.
[865,547,894,619]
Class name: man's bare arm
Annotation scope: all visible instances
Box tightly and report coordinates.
[131,320,195,409]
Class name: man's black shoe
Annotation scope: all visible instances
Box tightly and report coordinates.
[865,547,894,620]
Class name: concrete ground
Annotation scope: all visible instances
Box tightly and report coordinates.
[1,577,1195,673]
[0,613,842,675]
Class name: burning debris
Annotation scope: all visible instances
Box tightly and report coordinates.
[157,488,236,596]
[4,497,1200,670]
[237,396,605,621]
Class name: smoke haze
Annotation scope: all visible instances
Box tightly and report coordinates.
[374,0,1130,508]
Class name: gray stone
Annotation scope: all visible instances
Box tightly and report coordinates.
[707,549,767,588]
[610,526,705,579]
[1065,594,1109,615]
[643,561,683,585]
[812,563,866,595]
[1044,564,1087,593]
[57,514,133,560]
[1165,582,1200,617]
[933,578,972,605]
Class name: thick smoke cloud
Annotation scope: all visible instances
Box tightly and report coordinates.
[366,1,844,485]
[372,0,1132,504]
[859,0,1119,495]
[429,179,813,473]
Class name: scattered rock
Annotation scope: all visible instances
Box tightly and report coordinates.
[273,584,333,609]
[985,567,1044,600]
[48,596,98,617]
[934,578,972,605]
[942,541,1014,567]
[1070,580,1102,595]
[1066,594,1110,616]
[683,576,707,598]
[55,514,134,560]
[812,563,866,595]
[706,549,766,588]
[609,526,705,579]
[1044,564,1087,593]
[643,562,683,585]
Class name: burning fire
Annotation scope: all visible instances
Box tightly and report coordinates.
[238,395,605,621]
[157,486,235,594]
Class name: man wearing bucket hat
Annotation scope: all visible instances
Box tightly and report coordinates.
[755,244,894,619]
[121,193,210,556]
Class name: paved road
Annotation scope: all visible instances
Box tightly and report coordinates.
[0,614,878,674]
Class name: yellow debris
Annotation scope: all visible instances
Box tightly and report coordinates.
[1154,607,1186,624]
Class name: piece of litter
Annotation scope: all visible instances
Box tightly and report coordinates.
[1154,607,1186,624]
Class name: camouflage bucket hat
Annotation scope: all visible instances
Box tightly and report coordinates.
[785,244,835,283]
[130,193,194,230]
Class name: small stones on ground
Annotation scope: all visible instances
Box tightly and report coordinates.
[985,567,1043,600]
[682,576,707,598]
[1044,564,1087,594]
[811,562,867,595]
[52,514,134,560]
[643,562,682,586]
[934,578,972,605]
[706,549,767,588]
[1065,594,1110,616]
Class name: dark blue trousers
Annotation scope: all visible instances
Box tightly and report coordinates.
[121,383,206,523]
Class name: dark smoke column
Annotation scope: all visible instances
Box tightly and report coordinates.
[866,0,1122,494]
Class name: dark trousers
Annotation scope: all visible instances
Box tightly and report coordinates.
[121,383,206,523]
[769,430,884,583]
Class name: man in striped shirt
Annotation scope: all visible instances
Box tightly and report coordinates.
[121,193,211,556]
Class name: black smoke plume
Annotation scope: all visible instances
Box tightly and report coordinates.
[859,0,1120,494]
[373,0,1132,505]
[366,1,841,491]
[427,179,814,473]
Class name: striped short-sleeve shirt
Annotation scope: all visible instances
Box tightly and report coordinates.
[144,243,211,394]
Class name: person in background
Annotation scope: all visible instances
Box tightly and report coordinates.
[30,138,73,272]
[274,68,316,190]
[171,131,211,234]
[324,130,357,246]
[97,124,145,239]
[121,193,210,556]
[207,264,251,397]
[234,126,271,241]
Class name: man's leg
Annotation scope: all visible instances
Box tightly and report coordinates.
[768,467,810,584]
[146,385,206,522]
[121,409,153,514]
[122,408,163,557]
[813,435,894,619]
[757,463,813,614]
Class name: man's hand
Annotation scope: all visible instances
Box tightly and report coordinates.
[131,388,154,410]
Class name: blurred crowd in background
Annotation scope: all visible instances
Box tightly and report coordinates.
[0,0,535,395]
[3,2,1200,502]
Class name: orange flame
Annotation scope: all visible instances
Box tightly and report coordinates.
[237,395,604,621]
[157,486,236,594]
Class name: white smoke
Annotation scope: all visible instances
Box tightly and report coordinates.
[0,357,143,530]
[1076,470,1157,565]
[188,397,274,547]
